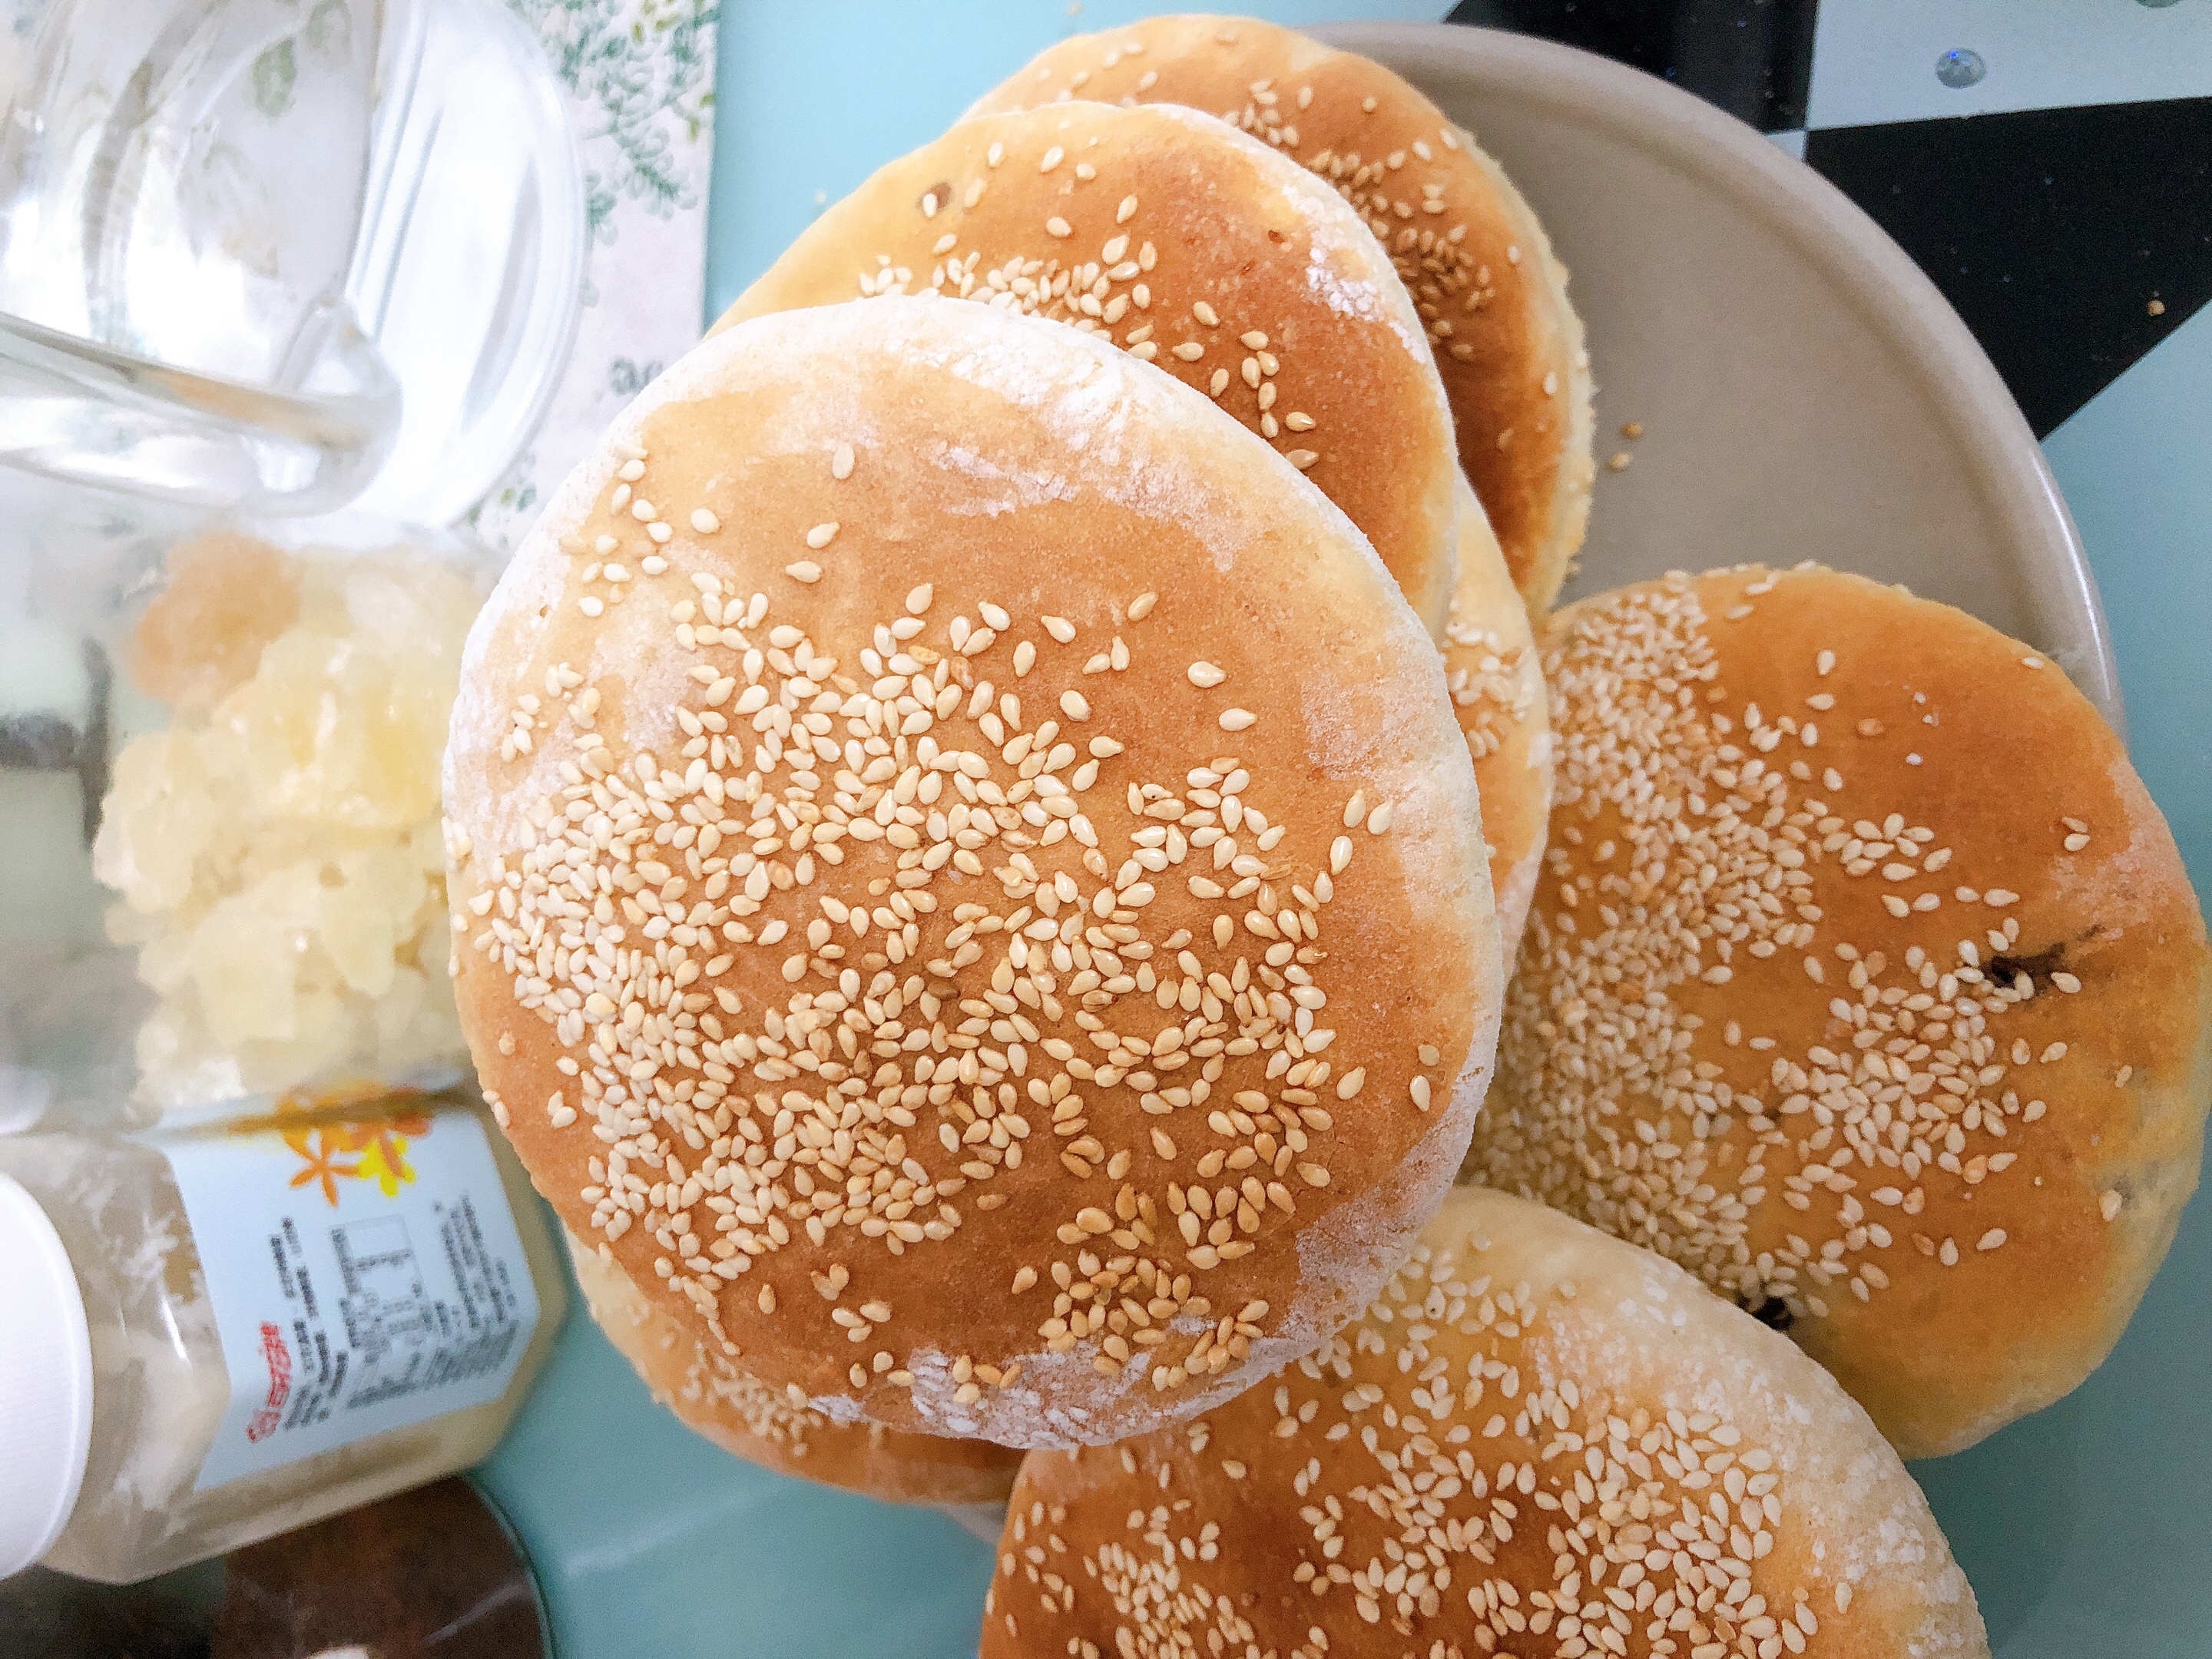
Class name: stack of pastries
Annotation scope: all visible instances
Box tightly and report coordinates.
[443,15,2208,1653]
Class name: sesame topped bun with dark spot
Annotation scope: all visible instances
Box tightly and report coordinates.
[1469,565,2211,1458]
[713,98,1460,641]
[981,1186,1988,1659]
[565,1228,1023,1505]
[968,13,1595,619]
[445,297,1503,1448]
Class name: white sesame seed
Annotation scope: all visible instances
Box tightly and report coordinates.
[1040,145,1064,172]
[1042,615,1076,644]
[1127,591,1157,621]
[2101,1190,2123,1220]
[1045,216,1072,238]
[906,584,932,614]
[691,508,720,534]
[578,596,604,617]
[832,444,856,480]
[1217,708,1255,732]
[806,522,839,549]
[1365,802,1393,834]
[1118,195,1137,224]
[1060,690,1090,720]
[1976,1228,2007,1252]
[785,562,822,584]
[1187,661,1224,687]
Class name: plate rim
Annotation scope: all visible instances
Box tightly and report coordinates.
[1310,19,2124,733]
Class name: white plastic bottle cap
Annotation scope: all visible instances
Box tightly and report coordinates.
[0,1172,94,1576]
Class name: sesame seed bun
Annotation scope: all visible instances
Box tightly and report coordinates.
[1469,565,2211,1458]
[565,1227,1022,1504]
[446,297,1503,1448]
[968,13,1595,619]
[980,1185,1987,1659]
[1445,472,1549,954]
[713,99,1460,642]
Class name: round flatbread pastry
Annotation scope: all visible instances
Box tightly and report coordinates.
[714,98,1459,640]
[969,12,1594,617]
[567,1228,1023,1504]
[1468,565,2211,1458]
[1444,472,1548,953]
[446,297,1503,1449]
[980,1184,1989,1659]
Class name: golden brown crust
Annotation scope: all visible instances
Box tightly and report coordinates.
[1468,565,2212,1457]
[448,298,1502,1448]
[714,100,1459,640]
[565,1228,1021,1505]
[968,13,1594,617]
[1444,474,1549,954]
[981,1186,1987,1659]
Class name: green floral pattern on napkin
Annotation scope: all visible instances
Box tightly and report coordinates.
[473,0,719,551]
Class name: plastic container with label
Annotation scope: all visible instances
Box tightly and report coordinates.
[0,1091,565,1584]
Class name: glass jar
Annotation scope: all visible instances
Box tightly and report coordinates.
[0,0,589,1133]
[0,1091,565,1585]
[0,0,585,523]
[0,482,499,1130]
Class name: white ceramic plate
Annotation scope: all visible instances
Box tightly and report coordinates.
[474,25,2165,1659]
[1314,21,2123,728]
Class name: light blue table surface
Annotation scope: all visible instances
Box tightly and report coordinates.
[479,5,2212,1655]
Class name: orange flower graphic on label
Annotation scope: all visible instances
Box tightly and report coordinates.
[281,1114,434,1206]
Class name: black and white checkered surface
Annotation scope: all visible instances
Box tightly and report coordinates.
[1446,0,2212,437]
